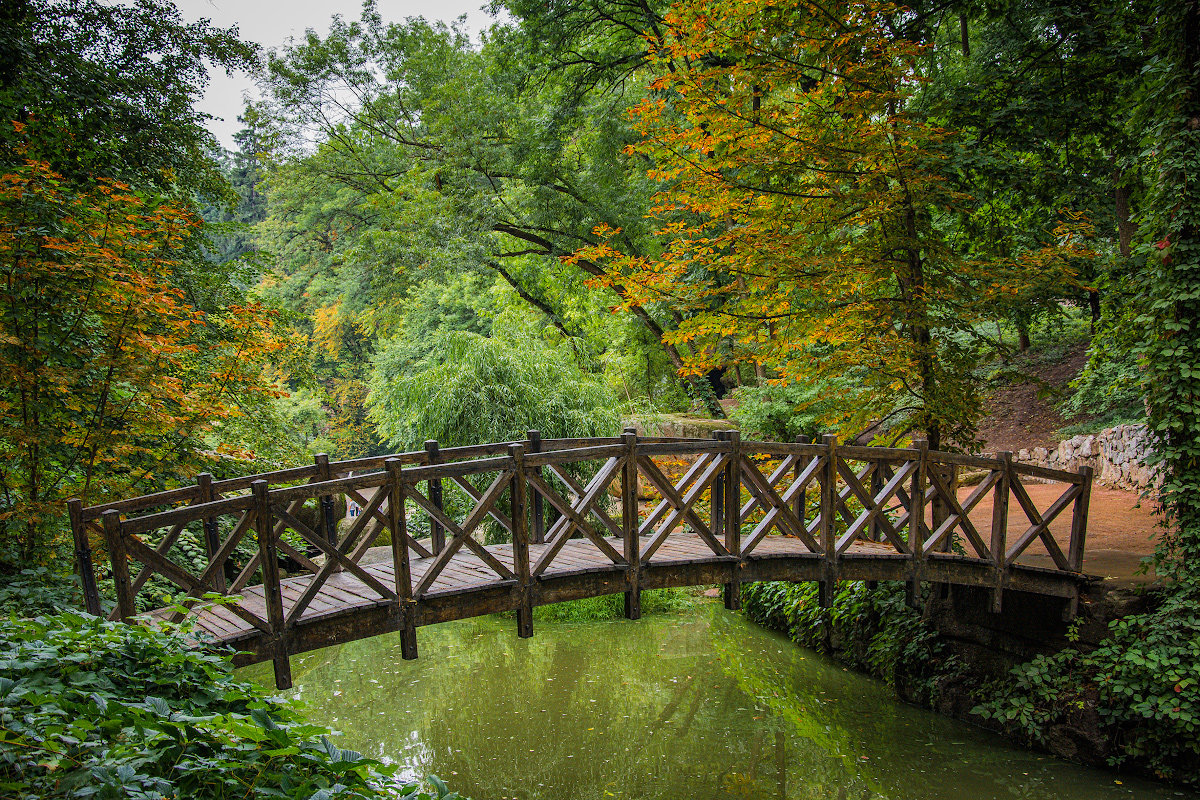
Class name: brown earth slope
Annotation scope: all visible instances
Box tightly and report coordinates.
[973,342,1160,584]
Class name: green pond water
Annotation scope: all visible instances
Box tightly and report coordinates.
[242,600,1194,800]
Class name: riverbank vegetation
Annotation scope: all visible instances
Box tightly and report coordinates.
[742,580,1200,785]
[0,613,467,800]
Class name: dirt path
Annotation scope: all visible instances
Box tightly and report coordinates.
[963,482,1161,585]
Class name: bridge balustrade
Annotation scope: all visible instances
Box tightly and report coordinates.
[68,430,1093,689]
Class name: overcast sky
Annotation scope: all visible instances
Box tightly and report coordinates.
[174,0,499,149]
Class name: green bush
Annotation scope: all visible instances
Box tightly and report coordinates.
[730,380,850,442]
[973,586,1200,784]
[0,613,468,799]
[741,580,957,696]
[1062,344,1145,429]
[0,568,82,616]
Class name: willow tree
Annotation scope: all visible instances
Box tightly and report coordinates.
[575,0,1090,448]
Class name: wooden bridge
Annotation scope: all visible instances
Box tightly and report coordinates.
[69,430,1093,689]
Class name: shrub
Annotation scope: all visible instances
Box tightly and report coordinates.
[973,586,1200,784]
[0,613,468,799]
[741,580,956,696]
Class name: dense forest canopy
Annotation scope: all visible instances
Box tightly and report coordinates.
[0,0,1198,584]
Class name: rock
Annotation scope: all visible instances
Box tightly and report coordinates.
[1018,448,1030,461]
[1077,435,1095,458]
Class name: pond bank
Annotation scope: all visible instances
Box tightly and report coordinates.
[741,579,1199,787]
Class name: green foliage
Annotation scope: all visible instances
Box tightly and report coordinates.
[730,377,859,442]
[1063,345,1144,429]
[0,0,257,199]
[1126,4,1200,582]
[741,581,956,697]
[367,317,619,450]
[973,587,1200,784]
[0,568,81,616]
[0,613,440,799]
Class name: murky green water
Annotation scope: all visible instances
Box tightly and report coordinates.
[242,601,1193,800]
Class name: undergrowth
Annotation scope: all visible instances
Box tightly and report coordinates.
[741,580,958,699]
[973,586,1200,784]
[0,613,469,800]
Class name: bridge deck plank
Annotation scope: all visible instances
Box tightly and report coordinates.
[161,530,1077,654]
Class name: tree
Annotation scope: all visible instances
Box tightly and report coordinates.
[0,0,257,199]
[260,7,726,414]
[0,154,285,566]
[574,0,1090,448]
[367,313,619,450]
[1133,0,1200,581]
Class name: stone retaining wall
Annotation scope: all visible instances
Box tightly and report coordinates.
[1014,423,1158,492]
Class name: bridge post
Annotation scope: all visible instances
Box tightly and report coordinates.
[793,435,811,529]
[425,440,445,555]
[386,458,418,659]
[509,444,533,638]
[991,452,1012,613]
[724,430,742,611]
[1064,465,1094,620]
[1068,465,1093,572]
[197,473,226,591]
[314,454,340,573]
[818,435,838,608]
[907,440,929,609]
[528,430,545,545]
[622,430,641,620]
[69,499,102,616]
[102,509,135,622]
[252,480,292,690]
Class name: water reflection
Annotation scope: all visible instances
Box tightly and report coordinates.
[242,601,1193,800]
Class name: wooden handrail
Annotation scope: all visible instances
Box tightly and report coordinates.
[69,432,1094,691]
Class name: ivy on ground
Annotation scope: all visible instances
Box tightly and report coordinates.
[0,613,467,800]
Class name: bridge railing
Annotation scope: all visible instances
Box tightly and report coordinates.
[68,430,1092,683]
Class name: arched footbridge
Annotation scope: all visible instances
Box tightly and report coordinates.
[70,431,1094,689]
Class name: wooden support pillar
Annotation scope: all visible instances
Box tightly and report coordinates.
[102,510,134,622]
[1065,465,1094,620]
[794,435,810,530]
[868,462,883,543]
[509,444,533,638]
[425,440,445,555]
[252,480,291,690]
[527,430,545,545]
[68,499,102,615]
[197,473,227,591]
[1068,466,1093,572]
[818,434,837,608]
[907,439,929,609]
[315,453,339,552]
[990,451,1012,613]
[386,458,418,659]
[622,430,641,620]
[724,430,742,611]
